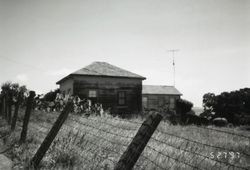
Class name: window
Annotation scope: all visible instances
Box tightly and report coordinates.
[170,97,175,109]
[142,97,148,108]
[118,91,126,105]
[158,97,164,107]
[164,96,170,103]
[148,96,158,109]
[89,90,97,98]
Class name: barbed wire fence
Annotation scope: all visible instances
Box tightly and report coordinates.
[0,90,250,169]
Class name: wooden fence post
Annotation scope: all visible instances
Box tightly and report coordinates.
[29,100,73,169]
[11,93,21,131]
[4,95,8,120]
[1,95,4,118]
[114,112,163,170]
[0,95,3,117]
[7,94,12,125]
[19,91,36,144]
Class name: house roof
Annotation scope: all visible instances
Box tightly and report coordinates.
[56,62,146,84]
[142,85,182,95]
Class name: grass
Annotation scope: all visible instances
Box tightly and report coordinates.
[0,108,250,169]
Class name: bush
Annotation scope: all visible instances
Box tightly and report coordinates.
[43,89,60,102]
[176,98,193,114]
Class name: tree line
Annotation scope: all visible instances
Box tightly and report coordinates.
[202,88,250,125]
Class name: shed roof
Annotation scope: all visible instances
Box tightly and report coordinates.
[56,62,146,84]
[142,85,182,95]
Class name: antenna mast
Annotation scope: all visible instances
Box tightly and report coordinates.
[167,49,179,87]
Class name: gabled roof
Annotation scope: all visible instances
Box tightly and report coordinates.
[56,62,146,84]
[142,85,182,95]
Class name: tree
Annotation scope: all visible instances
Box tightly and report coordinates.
[239,88,250,114]
[1,82,27,103]
[1,81,12,93]
[202,93,216,112]
[202,88,250,125]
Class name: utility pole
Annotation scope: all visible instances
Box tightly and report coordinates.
[167,49,179,87]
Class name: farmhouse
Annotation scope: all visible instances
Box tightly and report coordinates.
[142,85,182,111]
[56,62,146,114]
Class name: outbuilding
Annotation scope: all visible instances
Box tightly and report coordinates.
[142,85,182,111]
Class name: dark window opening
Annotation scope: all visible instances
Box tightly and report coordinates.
[118,91,126,105]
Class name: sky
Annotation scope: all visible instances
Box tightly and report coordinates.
[0,0,249,107]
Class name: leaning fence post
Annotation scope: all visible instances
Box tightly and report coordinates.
[114,112,163,170]
[11,93,21,131]
[29,100,73,169]
[19,91,36,144]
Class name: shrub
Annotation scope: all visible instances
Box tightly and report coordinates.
[176,98,193,114]
[43,89,60,102]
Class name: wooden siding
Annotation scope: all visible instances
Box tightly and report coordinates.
[72,75,142,114]
[142,94,180,111]
[59,78,74,95]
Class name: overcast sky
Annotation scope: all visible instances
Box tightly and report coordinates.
[0,0,249,107]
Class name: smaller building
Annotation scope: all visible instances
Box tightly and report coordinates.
[142,85,182,111]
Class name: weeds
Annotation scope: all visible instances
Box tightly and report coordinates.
[1,108,250,169]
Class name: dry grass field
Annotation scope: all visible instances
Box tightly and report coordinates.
[1,109,250,169]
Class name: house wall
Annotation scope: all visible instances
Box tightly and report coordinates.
[72,75,143,114]
[59,78,74,95]
[142,94,180,111]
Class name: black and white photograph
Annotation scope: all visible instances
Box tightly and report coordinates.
[0,0,249,169]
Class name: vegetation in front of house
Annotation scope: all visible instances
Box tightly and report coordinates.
[1,108,250,169]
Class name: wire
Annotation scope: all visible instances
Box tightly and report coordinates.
[0,55,46,72]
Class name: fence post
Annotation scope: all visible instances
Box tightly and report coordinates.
[7,94,13,125]
[1,95,5,118]
[19,91,36,144]
[4,94,8,120]
[0,95,3,117]
[1,95,4,118]
[29,100,73,169]
[114,112,163,170]
[11,93,21,131]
